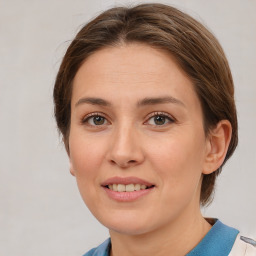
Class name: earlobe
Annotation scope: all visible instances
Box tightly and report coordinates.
[69,160,76,176]
[203,120,232,175]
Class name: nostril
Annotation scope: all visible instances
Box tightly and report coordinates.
[110,159,137,167]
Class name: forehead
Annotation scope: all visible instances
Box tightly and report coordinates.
[72,43,198,108]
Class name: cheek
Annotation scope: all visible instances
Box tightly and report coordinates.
[149,130,205,169]
[69,135,107,210]
[69,133,106,184]
[147,131,205,197]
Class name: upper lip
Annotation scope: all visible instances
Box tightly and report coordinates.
[101,176,154,187]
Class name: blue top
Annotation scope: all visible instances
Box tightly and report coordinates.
[83,219,239,256]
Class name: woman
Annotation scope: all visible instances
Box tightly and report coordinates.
[53,3,256,256]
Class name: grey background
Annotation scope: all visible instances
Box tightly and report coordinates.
[0,0,255,255]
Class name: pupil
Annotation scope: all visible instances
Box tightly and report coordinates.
[93,116,104,125]
[154,116,165,125]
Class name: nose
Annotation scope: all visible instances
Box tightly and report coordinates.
[107,124,145,168]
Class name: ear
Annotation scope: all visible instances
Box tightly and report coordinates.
[69,159,76,177]
[203,120,232,175]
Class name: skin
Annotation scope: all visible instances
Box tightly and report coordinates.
[69,43,232,256]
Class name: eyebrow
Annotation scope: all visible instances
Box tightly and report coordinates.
[137,96,185,107]
[75,97,111,107]
[75,96,185,108]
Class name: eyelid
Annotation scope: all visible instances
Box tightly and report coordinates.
[81,112,110,125]
[80,111,175,126]
[144,111,175,125]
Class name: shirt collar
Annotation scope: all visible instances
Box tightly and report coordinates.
[186,219,239,256]
[90,219,239,256]
[91,238,111,256]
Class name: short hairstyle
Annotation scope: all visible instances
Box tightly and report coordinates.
[53,3,238,206]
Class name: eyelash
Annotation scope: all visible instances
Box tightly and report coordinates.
[145,112,175,126]
[81,112,108,126]
[81,111,175,127]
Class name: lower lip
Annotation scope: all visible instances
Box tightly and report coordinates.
[102,186,154,202]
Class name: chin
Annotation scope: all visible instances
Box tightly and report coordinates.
[108,223,153,236]
[94,210,160,236]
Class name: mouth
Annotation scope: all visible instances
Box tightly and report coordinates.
[101,176,155,202]
[105,184,155,192]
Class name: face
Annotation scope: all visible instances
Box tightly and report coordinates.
[69,43,210,235]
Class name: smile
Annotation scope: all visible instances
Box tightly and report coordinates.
[107,184,154,192]
[101,176,155,202]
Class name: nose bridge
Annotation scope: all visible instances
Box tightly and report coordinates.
[108,119,143,167]
[115,121,134,151]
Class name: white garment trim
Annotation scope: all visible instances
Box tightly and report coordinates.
[229,233,256,256]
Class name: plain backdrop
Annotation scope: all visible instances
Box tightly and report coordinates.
[0,0,255,255]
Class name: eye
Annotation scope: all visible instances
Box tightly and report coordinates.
[82,113,108,126]
[146,112,174,126]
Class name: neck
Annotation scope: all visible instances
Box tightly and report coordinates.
[109,210,212,256]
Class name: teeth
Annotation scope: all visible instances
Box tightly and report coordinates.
[140,185,147,190]
[125,184,134,192]
[107,184,150,192]
[134,184,140,191]
[117,184,125,192]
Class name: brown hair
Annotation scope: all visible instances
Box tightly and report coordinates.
[53,3,238,206]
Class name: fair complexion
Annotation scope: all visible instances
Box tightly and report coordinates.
[69,43,232,256]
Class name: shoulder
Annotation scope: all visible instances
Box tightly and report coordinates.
[229,234,256,256]
[82,238,111,256]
